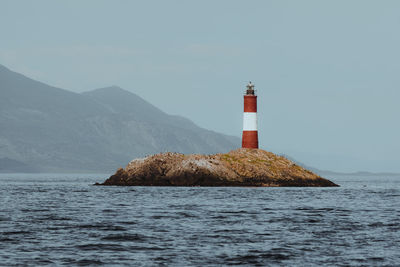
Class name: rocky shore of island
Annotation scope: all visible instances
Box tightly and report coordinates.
[97,148,338,187]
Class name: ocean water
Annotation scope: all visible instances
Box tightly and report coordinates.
[0,173,399,266]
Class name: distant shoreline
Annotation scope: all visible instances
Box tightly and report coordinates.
[1,170,399,177]
[316,170,400,177]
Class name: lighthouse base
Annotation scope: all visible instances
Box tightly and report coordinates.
[242,131,258,149]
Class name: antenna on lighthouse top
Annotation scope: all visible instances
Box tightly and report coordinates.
[246,81,255,95]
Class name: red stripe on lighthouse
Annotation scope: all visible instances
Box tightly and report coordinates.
[242,131,258,148]
[244,95,257,112]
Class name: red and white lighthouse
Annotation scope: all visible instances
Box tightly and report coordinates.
[242,82,258,149]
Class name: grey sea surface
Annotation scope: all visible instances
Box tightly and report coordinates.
[0,173,399,266]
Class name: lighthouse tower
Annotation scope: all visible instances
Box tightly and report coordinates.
[242,82,259,149]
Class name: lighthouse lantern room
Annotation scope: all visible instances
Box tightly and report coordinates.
[242,82,259,149]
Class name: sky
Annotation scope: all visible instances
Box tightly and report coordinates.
[1,0,399,172]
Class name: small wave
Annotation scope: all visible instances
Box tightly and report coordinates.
[2,230,32,235]
[221,252,291,265]
[116,221,137,225]
[368,257,385,262]
[38,215,72,221]
[220,210,249,214]
[268,217,297,223]
[101,233,146,242]
[150,215,171,219]
[32,259,54,265]
[306,219,321,223]
[210,215,228,219]
[0,237,14,242]
[129,245,165,251]
[20,208,50,212]
[0,216,11,221]
[102,209,116,213]
[77,223,126,231]
[176,212,197,218]
[369,222,384,227]
[76,243,124,251]
[214,229,244,233]
[262,207,273,210]
[76,259,104,266]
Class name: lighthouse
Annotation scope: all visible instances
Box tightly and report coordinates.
[242,81,259,149]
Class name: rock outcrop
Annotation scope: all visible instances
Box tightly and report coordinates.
[98,148,338,187]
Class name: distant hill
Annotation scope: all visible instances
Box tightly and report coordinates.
[281,154,400,177]
[0,64,240,172]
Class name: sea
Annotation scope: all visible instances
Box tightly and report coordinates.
[0,173,399,266]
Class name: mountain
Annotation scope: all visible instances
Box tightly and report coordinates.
[0,64,240,172]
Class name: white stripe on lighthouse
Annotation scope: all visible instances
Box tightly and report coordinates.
[243,112,258,131]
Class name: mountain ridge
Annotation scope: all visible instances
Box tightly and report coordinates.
[0,64,240,172]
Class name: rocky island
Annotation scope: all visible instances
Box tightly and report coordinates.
[98,148,338,187]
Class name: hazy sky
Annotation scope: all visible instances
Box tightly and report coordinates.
[1,0,399,172]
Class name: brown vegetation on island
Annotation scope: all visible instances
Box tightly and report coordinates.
[99,148,338,187]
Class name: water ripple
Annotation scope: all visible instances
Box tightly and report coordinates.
[0,173,399,266]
